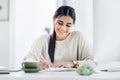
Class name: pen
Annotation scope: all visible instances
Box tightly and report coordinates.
[101,68,120,72]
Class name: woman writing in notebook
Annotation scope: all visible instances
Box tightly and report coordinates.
[24,6,96,69]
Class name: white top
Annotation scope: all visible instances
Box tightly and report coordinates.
[24,31,96,68]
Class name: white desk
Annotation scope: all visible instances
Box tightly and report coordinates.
[0,70,120,80]
[1,62,120,80]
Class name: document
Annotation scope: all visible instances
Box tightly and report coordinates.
[43,68,76,72]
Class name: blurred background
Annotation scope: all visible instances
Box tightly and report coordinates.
[0,0,120,68]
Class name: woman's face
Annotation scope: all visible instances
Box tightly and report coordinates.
[54,16,73,41]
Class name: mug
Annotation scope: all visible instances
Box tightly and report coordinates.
[22,61,39,68]
[22,61,41,73]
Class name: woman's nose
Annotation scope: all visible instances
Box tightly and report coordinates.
[60,25,66,31]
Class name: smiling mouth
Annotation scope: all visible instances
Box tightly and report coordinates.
[59,30,66,34]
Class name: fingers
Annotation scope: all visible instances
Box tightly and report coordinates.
[53,64,63,68]
[53,62,73,68]
[39,61,74,69]
[53,62,65,68]
[39,60,51,69]
[62,64,71,68]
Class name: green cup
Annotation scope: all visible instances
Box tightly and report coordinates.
[22,61,39,68]
[22,61,41,73]
[23,67,40,73]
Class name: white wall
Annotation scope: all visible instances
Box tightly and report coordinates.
[94,0,120,62]
[0,0,15,67]
[0,22,9,66]
[14,0,57,68]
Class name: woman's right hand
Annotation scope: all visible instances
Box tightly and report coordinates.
[39,59,51,69]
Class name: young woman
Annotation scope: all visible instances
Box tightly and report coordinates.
[24,6,96,69]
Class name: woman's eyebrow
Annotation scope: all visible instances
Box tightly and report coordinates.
[57,20,63,23]
[67,23,72,25]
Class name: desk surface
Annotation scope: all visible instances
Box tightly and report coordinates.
[0,70,120,80]
[1,62,120,80]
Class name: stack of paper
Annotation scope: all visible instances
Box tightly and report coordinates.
[0,66,10,74]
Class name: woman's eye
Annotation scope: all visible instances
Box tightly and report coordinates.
[66,25,71,27]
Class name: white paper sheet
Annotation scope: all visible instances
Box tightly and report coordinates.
[42,68,76,72]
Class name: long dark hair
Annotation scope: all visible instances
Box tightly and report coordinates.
[48,5,76,63]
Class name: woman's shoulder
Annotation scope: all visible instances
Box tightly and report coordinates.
[34,34,50,44]
[71,31,87,40]
[38,34,50,40]
[71,31,83,37]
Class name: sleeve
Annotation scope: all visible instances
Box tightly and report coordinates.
[77,32,97,68]
[23,35,47,62]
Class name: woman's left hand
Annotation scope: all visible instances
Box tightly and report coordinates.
[53,61,74,68]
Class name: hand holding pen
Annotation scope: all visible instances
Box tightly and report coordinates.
[39,59,52,69]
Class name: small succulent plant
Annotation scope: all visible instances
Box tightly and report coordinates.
[76,64,94,75]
